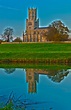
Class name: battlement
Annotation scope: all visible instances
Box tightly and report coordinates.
[28,8,37,20]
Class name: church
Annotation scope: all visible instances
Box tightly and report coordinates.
[23,8,49,42]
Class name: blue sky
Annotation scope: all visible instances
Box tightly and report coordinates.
[0,0,71,37]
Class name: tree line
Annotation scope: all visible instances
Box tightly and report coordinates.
[0,20,70,42]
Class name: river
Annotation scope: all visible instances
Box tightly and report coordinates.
[0,68,71,110]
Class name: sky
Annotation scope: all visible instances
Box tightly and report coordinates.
[0,0,71,37]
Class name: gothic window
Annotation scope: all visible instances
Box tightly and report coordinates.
[29,27,31,29]
[38,31,40,34]
[32,12,34,17]
[28,22,32,25]
[28,76,32,80]
[34,31,36,34]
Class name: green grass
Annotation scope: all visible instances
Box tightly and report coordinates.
[0,63,70,70]
[0,43,71,60]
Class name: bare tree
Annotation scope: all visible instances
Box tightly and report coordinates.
[2,27,13,42]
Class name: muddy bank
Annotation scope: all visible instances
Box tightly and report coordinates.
[0,58,71,64]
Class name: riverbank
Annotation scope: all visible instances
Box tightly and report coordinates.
[0,62,70,70]
[0,43,71,63]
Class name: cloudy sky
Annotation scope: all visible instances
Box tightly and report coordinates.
[0,0,71,37]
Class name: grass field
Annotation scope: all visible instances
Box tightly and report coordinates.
[0,43,71,63]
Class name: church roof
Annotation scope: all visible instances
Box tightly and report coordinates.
[38,27,48,29]
[34,27,50,30]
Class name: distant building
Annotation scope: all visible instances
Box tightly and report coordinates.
[23,8,49,42]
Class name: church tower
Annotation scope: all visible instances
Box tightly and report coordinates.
[26,8,39,31]
[23,8,48,42]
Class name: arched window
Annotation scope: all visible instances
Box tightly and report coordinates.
[28,22,32,25]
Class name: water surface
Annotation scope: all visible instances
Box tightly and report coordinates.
[0,68,71,110]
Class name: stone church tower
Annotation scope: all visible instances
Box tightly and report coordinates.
[23,8,49,42]
[26,8,39,30]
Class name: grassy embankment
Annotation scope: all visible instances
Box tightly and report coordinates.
[0,43,71,64]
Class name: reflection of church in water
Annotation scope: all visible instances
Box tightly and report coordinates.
[4,68,69,93]
[26,69,39,93]
[26,69,49,93]
[26,69,69,93]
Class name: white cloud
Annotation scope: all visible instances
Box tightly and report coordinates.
[0,5,20,11]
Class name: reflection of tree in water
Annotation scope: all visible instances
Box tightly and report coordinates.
[26,69,69,93]
[26,69,69,84]
[47,69,69,83]
[4,68,15,74]
[3,68,69,95]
